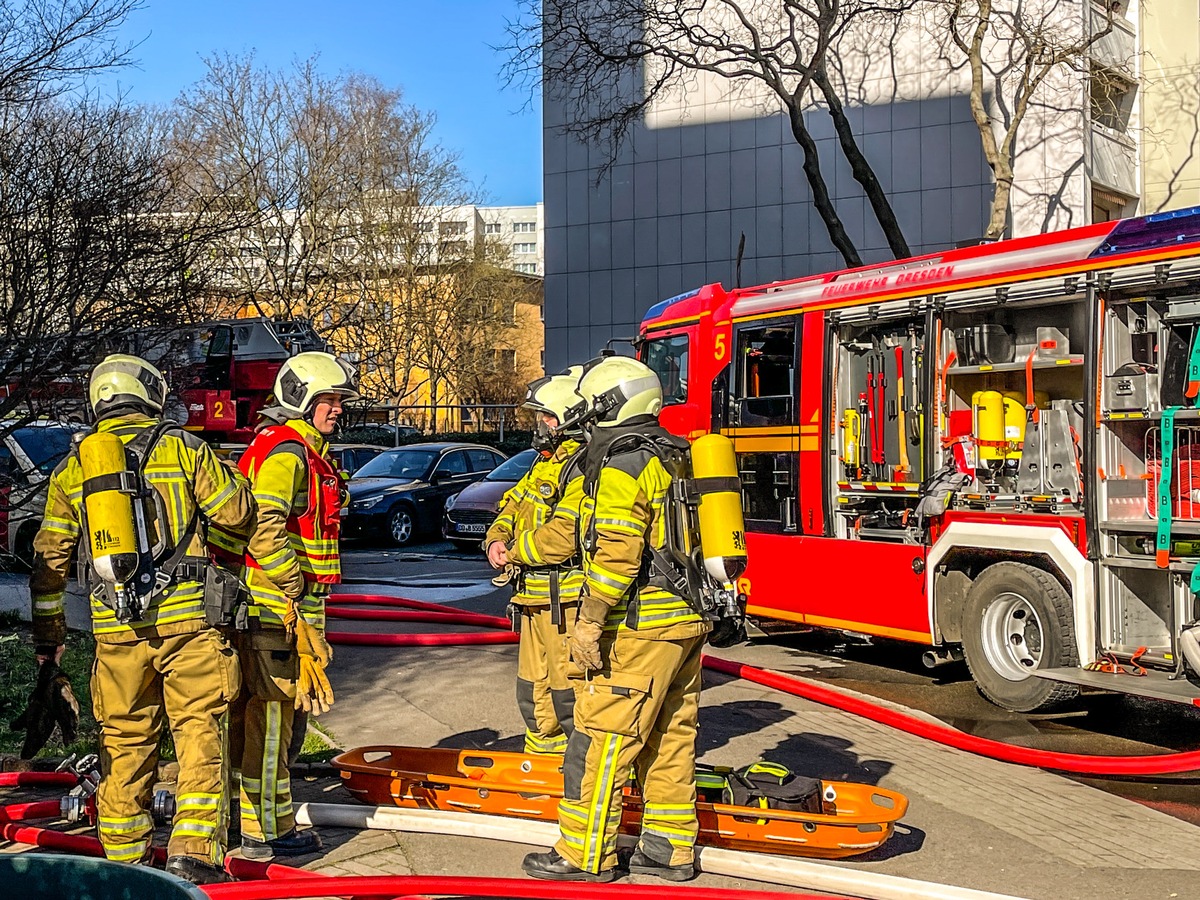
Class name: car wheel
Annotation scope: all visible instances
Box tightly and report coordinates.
[388,505,416,547]
[961,561,1079,713]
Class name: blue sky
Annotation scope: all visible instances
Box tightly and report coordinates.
[95,1,542,206]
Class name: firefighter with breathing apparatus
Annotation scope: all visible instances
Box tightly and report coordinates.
[233,351,358,861]
[485,367,586,755]
[521,354,747,884]
[28,354,255,885]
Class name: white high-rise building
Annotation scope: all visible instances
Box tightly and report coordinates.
[542,0,1192,370]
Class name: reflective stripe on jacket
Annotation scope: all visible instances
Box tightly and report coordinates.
[486,439,584,606]
[29,414,255,644]
[581,444,706,639]
[239,419,341,630]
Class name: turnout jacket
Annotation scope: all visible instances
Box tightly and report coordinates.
[240,418,342,631]
[30,414,256,645]
[512,420,709,641]
[486,439,585,607]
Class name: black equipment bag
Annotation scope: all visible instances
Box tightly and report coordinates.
[721,761,823,814]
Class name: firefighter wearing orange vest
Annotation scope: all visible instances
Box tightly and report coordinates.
[233,351,358,860]
[485,370,585,755]
[29,354,255,885]
[523,356,710,884]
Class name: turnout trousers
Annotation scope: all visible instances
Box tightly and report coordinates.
[556,631,705,873]
[91,629,239,865]
[231,628,298,841]
[516,602,578,755]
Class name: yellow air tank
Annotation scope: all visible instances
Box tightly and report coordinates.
[690,433,748,585]
[971,390,1006,462]
[840,408,860,471]
[1001,390,1048,460]
[79,431,139,587]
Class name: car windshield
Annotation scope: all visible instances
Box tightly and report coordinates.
[353,449,436,480]
[485,448,538,481]
[10,426,77,475]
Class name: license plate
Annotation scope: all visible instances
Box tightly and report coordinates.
[457,523,486,534]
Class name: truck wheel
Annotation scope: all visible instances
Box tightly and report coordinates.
[388,505,416,547]
[961,561,1080,712]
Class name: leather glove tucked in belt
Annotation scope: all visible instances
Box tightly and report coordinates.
[568,619,605,671]
[294,618,335,716]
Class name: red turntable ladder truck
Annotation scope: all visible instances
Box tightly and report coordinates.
[639,206,1200,712]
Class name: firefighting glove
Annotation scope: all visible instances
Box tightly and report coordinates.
[491,563,519,588]
[568,619,605,672]
[12,658,79,760]
[294,618,335,717]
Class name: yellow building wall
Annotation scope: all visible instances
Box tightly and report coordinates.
[1141,1,1200,212]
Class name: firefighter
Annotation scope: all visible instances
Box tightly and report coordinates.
[485,370,586,755]
[234,351,358,860]
[522,356,710,884]
[29,354,255,885]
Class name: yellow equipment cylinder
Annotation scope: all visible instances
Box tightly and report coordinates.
[691,433,748,585]
[79,431,139,586]
[971,390,1006,462]
[840,408,860,469]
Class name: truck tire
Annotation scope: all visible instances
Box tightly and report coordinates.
[961,561,1080,712]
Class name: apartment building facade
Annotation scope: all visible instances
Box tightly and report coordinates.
[542,0,1191,371]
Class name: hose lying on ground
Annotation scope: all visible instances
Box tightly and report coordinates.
[327,592,1200,776]
[283,801,1028,900]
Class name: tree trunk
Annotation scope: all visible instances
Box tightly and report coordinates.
[986,168,1013,240]
[785,103,863,269]
[813,69,911,260]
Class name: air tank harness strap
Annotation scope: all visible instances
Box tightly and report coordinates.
[1156,407,1179,569]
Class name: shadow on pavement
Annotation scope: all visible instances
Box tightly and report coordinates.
[434,727,525,752]
[764,732,894,786]
[697,698,793,756]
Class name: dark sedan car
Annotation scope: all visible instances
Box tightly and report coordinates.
[341,442,507,546]
[442,448,538,550]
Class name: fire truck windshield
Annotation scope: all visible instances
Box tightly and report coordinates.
[643,334,689,406]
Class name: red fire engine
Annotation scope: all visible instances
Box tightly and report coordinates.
[639,205,1200,712]
[90,317,326,444]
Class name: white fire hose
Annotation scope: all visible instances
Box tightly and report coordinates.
[295,802,1030,900]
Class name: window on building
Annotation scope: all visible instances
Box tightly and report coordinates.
[514,242,536,254]
[1090,66,1136,133]
[417,221,435,233]
[439,220,468,235]
[484,222,503,234]
[513,221,537,233]
[1092,186,1135,223]
[494,349,516,372]
[513,262,538,274]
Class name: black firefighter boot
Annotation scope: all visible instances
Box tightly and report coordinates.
[627,846,696,882]
[241,827,323,860]
[164,855,233,885]
[522,849,616,883]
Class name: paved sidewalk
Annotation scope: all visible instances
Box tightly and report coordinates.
[1,571,1197,898]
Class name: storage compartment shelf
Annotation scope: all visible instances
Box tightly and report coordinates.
[1099,519,1200,534]
[1103,408,1200,422]
[944,356,1084,376]
[1099,556,1197,572]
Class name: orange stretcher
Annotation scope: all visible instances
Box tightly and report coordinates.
[334,745,909,859]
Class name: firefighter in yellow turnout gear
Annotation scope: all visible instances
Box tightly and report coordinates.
[29,355,255,886]
[486,371,585,755]
[523,356,710,884]
[233,351,358,861]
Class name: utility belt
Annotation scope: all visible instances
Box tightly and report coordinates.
[511,562,580,629]
[89,555,249,631]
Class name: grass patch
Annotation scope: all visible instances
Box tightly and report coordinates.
[298,717,341,763]
[0,621,99,759]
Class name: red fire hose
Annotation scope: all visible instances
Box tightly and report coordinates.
[0,822,102,856]
[201,873,836,900]
[701,655,1200,776]
[327,593,1200,775]
[0,799,62,821]
[327,592,517,647]
[0,772,78,788]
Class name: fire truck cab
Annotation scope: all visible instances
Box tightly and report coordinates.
[640,206,1200,712]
